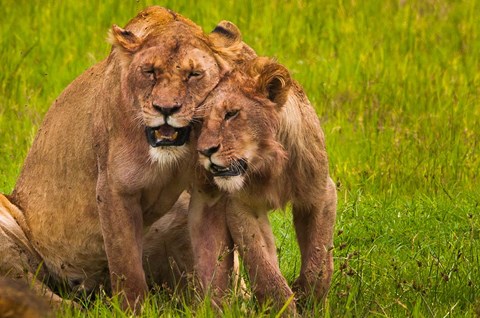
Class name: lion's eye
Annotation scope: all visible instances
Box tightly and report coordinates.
[188,70,204,80]
[225,110,239,120]
[141,66,156,79]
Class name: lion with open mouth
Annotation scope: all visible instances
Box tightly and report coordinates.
[0,6,255,310]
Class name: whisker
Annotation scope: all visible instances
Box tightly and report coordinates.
[190,118,203,125]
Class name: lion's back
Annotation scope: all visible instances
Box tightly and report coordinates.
[10,61,111,289]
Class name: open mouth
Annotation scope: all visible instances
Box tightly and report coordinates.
[210,159,248,177]
[145,125,191,147]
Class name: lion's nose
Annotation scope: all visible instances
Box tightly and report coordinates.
[198,145,220,157]
[153,103,181,117]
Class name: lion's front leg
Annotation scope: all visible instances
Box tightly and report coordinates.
[226,200,296,313]
[188,189,234,304]
[96,174,147,311]
[292,177,337,302]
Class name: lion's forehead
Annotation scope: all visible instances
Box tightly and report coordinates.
[143,31,209,54]
[209,89,257,113]
[129,12,204,44]
[187,47,216,62]
[213,75,258,99]
[136,42,216,70]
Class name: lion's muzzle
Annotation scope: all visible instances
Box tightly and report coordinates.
[209,159,248,177]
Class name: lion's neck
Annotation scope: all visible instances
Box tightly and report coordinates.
[273,84,329,202]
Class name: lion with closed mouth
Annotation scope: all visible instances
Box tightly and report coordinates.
[193,57,337,312]
[0,6,255,310]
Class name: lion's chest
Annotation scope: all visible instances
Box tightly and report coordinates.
[139,164,193,227]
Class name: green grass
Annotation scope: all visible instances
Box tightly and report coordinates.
[1,0,479,316]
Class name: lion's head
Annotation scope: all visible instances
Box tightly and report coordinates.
[109,7,255,162]
[197,58,292,193]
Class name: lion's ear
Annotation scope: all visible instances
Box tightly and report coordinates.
[108,24,142,54]
[209,20,242,48]
[255,59,292,107]
[208,21,256,72]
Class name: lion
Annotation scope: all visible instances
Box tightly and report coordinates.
[192,57,337,312]
[0,6,255,310]
[0,277,51,318]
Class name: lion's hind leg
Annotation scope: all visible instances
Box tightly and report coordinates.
[0,194,68,308]
[143,192,194,292]
[291,177,337,303]
[0,194,43,280]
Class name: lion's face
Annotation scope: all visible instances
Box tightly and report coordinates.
[109,15,252,163]
[197,58,292,193]
[126,36,223,148]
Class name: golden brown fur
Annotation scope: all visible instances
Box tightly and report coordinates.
[194,57,337,312]
[0,278,51,318]
[1,6,255,310]
[143,192,193,290]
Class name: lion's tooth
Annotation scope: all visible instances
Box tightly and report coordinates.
[154,129,178,141]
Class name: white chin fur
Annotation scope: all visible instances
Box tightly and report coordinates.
[149,145,189,166]
[214,175,245,193]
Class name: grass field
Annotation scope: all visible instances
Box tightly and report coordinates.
[1,0,479,316]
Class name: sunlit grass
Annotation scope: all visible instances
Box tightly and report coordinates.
[1,0,479,316]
